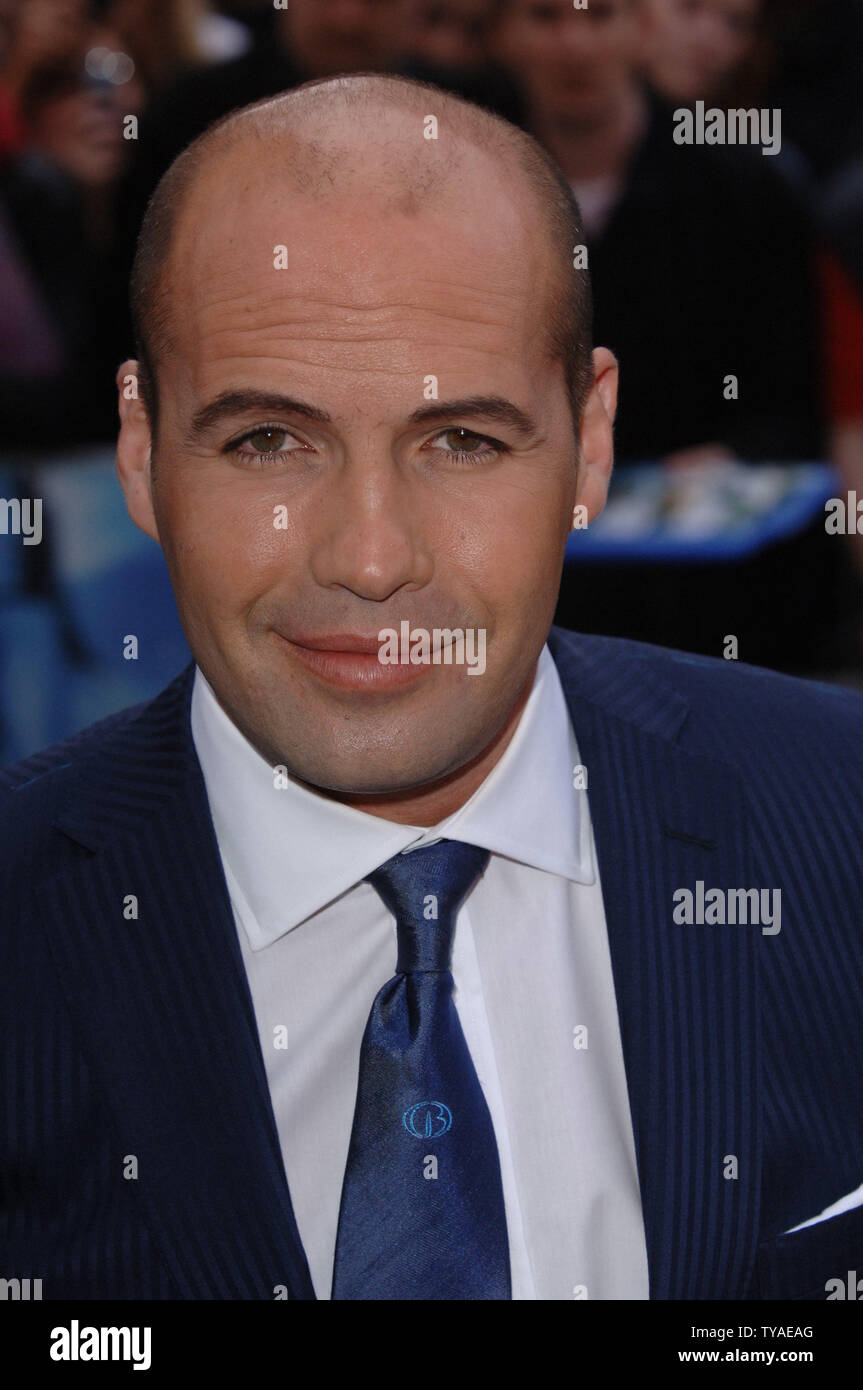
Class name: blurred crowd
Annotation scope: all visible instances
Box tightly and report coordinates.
[2,0,863,583]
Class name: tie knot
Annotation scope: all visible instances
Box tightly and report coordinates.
[364,839,490,972]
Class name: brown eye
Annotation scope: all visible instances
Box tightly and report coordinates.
[227,424,303,468]
[246,427,287,453]
[428,426,503,467]
[441,427,486,452]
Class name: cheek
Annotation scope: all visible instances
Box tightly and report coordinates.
[460,482,567,615]
[156,472,299,603]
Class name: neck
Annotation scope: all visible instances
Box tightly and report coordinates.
[302,668,537,827]
[529,82,648,183]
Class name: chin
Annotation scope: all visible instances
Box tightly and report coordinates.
[293,751,449,797]
[285,732,475,798]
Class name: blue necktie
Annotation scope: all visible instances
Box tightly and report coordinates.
[330,839,512,1300]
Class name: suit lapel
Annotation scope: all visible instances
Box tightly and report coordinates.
[548,630,761,1298]
[35,665,316,1299]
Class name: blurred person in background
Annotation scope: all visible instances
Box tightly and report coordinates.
[0,7,132,692]
[641,0,767,107]
[0,1,132,447]
[0,0,248,447]
[489,0,860,675]
[401,0,501,71]
[398,0,521,117]
[640,0,863,591]
[643,1,863,211]
[489,0,822,466]
[0,0,88,160]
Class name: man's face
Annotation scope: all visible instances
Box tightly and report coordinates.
[119,133,611,797]
[492,0,643,126]
[283,0,408,76]
[404,0,497,71]
[643,0,759,103]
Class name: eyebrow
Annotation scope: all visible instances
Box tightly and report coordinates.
[185,389,539,444]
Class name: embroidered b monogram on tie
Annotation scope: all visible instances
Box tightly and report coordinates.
[330,839,511,1300]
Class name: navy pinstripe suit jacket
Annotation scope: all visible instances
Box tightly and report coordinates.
[3,627,863,1300]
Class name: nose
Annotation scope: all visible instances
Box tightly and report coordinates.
[309,449,434,603]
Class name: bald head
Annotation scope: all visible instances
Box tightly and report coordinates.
[129,72,592,440]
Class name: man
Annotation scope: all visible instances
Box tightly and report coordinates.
[490,0,822,464]
[490,0,843,677]
[2,73,863,1301]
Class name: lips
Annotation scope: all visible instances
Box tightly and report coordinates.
[273,629,432,692]
[289,632,384,655]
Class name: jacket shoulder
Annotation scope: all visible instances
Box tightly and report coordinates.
[0,700,149,796]
[549,628,863,755]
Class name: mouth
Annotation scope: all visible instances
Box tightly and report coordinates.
[273,630,433,692]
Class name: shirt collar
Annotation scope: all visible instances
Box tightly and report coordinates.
[191,644,594,952]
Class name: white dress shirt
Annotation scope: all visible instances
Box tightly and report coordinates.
[190,644,650,1300]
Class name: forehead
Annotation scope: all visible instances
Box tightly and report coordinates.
[165,137,556,403]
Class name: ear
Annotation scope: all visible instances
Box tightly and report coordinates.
[115,358,160,545]
[574,346,617,523]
